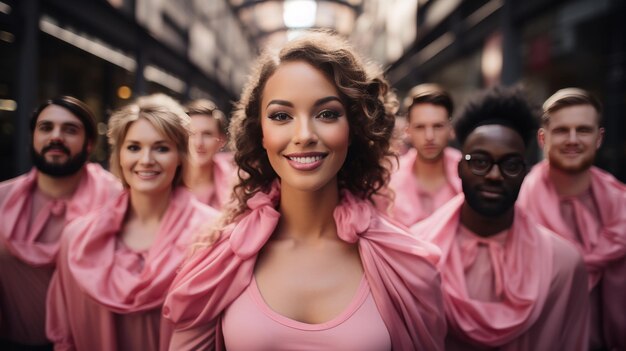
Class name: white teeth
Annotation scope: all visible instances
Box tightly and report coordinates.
[289,155,323,164]
[137,171,158,176]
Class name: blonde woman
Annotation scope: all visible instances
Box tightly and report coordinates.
[46,94,219,351]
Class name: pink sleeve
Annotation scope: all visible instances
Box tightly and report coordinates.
[45,238,75,351]
[602,258,626,350]
[556,251,591,351]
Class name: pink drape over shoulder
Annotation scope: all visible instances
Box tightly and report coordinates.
[383,147,461,227]
[411,195,590,350]
[193,152,236,209]
[518,161,626,350]
[0,164,121,266]
[163,183,446,351]
[46,188,219,351]
[0,164,121,345]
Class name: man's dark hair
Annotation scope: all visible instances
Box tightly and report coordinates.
[30,96,97,142]
[454,86,538,147]
[403,83,454,118]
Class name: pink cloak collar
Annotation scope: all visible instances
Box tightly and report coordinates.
[163,181,446,350]
[518,161,626,288]
[67,188,218,313]
[411,195,553,347]
[0,164,120,266]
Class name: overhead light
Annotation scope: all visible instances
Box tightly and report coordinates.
[0,2,11,15]
[39,16,136,72]
[144,65,185,94]
[117,85,132,99]
[0,99,17,111]
[283,0,317,29]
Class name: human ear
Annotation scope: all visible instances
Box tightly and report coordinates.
[537,128,546,148]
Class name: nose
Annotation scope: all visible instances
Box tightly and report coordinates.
[139,149,154,164]
[50,126,63,141]
[484,162,504,181]
[424,126,435,141]
[566,129,579,143]
[293,118,318,145]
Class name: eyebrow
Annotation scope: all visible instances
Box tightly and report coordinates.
[37,120,83,129]
[265,96,343,109]
[124,139,171,144]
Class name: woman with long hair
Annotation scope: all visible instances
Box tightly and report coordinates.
[164,31,445,351]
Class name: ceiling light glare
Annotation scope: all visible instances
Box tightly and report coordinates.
[283,0,317,28]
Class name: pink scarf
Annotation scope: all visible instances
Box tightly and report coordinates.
[411,195,553,346]
[518,161,626,288]
[0,164,121,266]
[386,147,462,226]
[163,182,446,351]
[66,188,217,313]
[198,152,236,209]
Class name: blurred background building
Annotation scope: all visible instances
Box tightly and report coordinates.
[0,0,624,181]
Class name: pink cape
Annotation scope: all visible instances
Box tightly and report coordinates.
[0,164,121,344]
[0,164,121,266]
[411,195,589,350]
[384,147,461,227]
[192,152,236,210]
[163,183,446,351]
[46,188,219,351]
[518,160,626,349]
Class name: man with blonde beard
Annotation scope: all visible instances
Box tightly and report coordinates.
[518,88,626,351]
[0,96,121,350]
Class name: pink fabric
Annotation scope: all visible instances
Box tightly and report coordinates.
[163,182,446,351]
[411,195,590,350]
[192,152,236,209]
[0,164,121,345]
[221,276,391,351]
[46,188,219,351]
[385,147,462,227]
[518,161,626,350]
[0,164,121,266]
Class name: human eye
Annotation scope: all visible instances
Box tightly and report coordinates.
[577,127,593,134]
[501,157,524,174]
[155,145,171,153]
[317,109,342,121]
[63,126,79,135]
[552,127,567,135]
[268,112,291,122]
[37,123,52,132]
[469,154,491,170]
[126,144,140,152]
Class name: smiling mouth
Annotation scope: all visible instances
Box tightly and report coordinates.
[286,155,325,164]
[135,170,160,179]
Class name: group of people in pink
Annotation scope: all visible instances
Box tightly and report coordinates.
[0,29,624,351]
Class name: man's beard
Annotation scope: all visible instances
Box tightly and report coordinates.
[548,150,595,175]
[462,180,520,217]
[31,141,89,178]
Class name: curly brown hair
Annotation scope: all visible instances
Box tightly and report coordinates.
[225,30,397,219]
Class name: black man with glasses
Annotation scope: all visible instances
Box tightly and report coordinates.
[411,87,589,351]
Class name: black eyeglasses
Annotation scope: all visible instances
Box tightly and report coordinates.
[464,153,526,177]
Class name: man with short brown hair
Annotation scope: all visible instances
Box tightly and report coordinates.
[518,87,626,351]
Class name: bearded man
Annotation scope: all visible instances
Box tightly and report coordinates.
[518,88,626,351]
[0,96,121,350]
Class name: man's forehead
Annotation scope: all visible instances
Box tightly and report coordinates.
[548,105,599,127]
[36,105,84,127]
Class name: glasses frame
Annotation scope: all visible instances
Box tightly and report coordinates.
[463,153,526,177]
